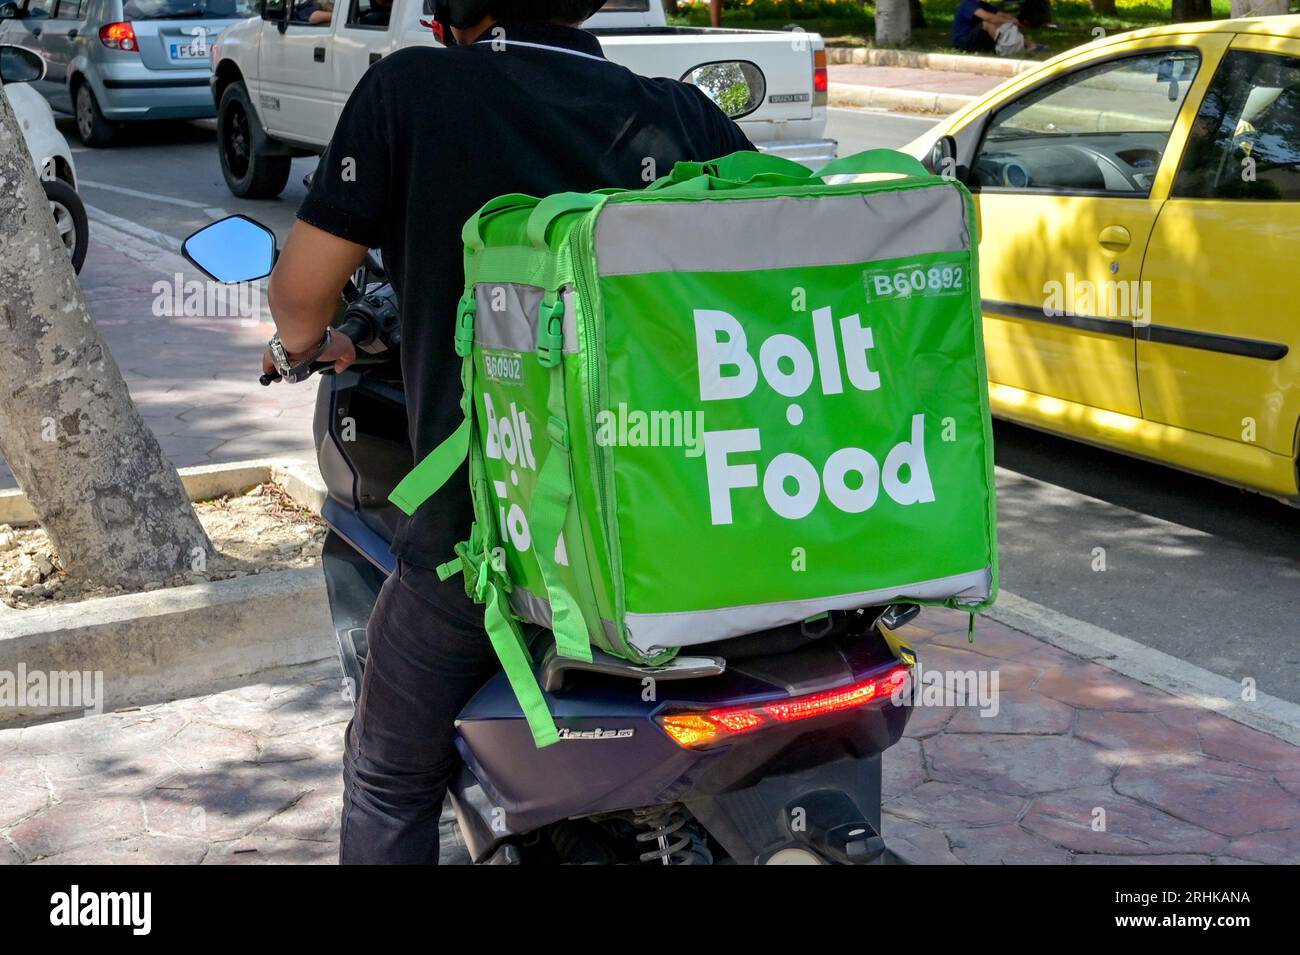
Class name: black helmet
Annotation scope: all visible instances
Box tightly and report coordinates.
[430,0,607,30]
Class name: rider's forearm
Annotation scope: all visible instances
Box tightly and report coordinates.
[267,220,368,355]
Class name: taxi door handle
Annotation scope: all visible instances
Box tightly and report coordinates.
[1098,225,1131,252]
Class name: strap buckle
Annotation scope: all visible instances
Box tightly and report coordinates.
[454,292,476,357]
[546,414,568,451]
[537,295,565,368]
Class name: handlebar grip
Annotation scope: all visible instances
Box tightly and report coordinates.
[336,315,371,346]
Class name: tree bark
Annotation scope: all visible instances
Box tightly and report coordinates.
[876,0,912,48]
[1172,0,1214,22]
[0,85,212,588]
[1230,0,1289,16]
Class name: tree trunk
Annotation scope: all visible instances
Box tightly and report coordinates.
[909,0,928,29]
[1091,0,1117,15]
[0,86,212,588]
[710,0,721,28]
[876,0,912,48]
[1230,0,1289,16]
[1171,0,1213,22]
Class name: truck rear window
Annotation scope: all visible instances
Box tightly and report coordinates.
[603,0,650,9]
[121,0,255,18]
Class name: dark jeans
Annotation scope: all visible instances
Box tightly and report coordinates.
[339,563,499,864]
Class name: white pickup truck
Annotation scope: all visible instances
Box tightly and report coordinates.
[209,0,836,197]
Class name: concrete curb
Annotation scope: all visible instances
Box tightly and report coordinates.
[830,82,976,116]
[0,568,333,726]
[0,458,337,726]
[0,456,325,527]
[826,45,1036,77]
[991,590,1300,747]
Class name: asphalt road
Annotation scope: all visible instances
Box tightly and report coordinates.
[54,108,1300,705]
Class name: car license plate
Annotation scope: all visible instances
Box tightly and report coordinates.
[170,43,206,60]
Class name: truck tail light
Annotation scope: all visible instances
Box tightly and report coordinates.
[99,22,138,52]
[813,48,828,107]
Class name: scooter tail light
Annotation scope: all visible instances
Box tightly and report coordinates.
[657,665,911,749]
[99,22,138,52]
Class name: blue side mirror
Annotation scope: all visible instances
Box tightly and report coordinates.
[181,215,277,284]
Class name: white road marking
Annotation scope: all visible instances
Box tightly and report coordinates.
[84,202,185,259]
[990,589,1300,745]
[80,179,230,219]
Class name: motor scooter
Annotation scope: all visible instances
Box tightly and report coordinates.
[182,215,919,864]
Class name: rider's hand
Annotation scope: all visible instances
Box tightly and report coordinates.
[261,329,357,382]
[317,330,357,373]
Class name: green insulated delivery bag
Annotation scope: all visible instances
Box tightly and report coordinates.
[390,149,998,746]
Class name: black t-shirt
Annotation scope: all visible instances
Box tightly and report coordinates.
[297,22,753,614]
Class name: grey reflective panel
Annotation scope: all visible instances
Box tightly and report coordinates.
[474,283,578,354]
[623,567,992,656]
[509,586,618,643]
[594,186,970,277]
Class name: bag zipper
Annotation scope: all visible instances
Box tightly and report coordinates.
[567,209,634,658]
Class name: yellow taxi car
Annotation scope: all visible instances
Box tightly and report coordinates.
[907,15,1300,502]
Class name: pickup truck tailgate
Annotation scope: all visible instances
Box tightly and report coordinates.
[595,29,816,122]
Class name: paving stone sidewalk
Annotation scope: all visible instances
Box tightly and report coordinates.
[2,611,1297,864]
[0,228,320,491]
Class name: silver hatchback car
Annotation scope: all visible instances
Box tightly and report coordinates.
[0,0,254,146]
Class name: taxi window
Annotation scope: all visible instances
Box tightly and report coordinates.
[974,50,1201,196]
[1174,50,1300,201]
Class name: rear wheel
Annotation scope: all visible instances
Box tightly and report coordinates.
[218,81,291,199]
[42,178,89,274]
[74,83,115,147]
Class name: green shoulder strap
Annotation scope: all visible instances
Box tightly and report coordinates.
[388,291,477,515]
[389,419,469,516]
[439,340,562,748]
[527,289,597,664]
[816,149,930,180]
[481,564,561,747]
[655,150,812,187]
